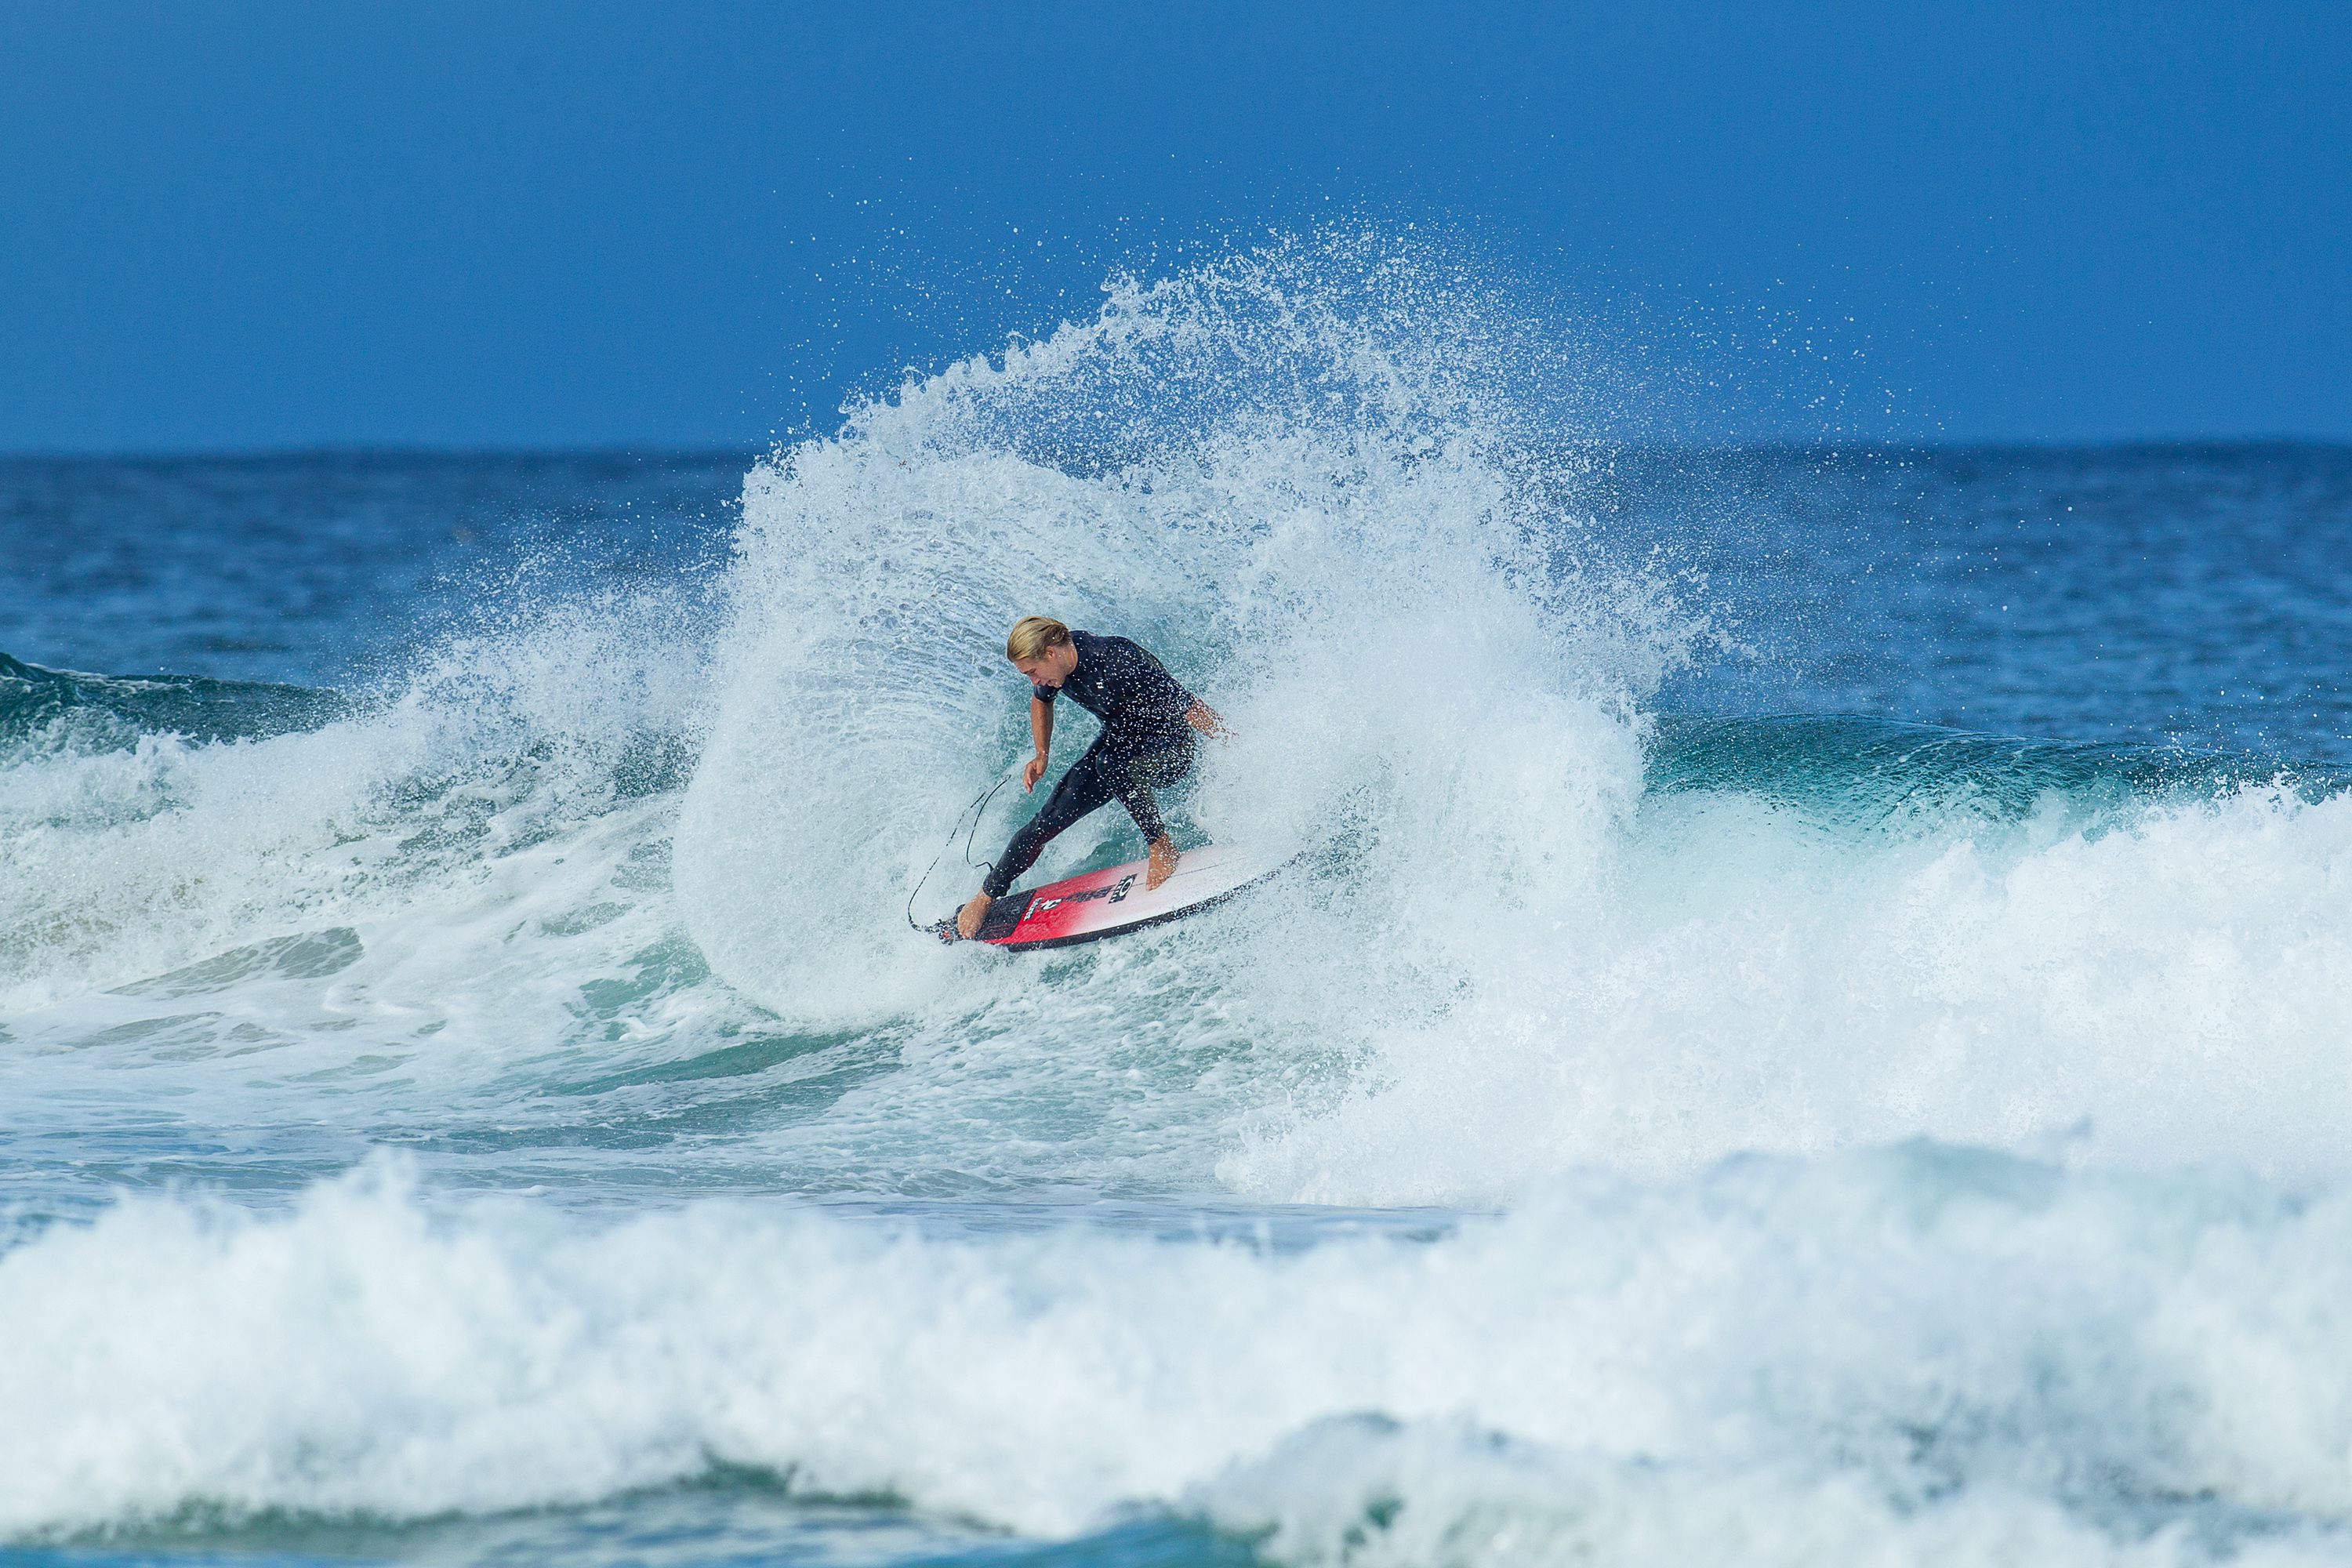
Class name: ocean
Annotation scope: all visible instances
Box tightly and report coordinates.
[7,256,2352,1566]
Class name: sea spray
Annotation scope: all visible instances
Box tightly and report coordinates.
[675,238,1692,1032]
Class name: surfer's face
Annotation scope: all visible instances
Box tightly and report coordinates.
[1013,643,1076,687]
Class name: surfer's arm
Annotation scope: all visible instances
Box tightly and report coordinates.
[1023,696,1054,789]
[1185,700,1229,741]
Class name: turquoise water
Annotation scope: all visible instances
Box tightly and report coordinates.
[7,256,2352,1566]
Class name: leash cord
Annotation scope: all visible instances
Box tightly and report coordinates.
[906,771,1017,931]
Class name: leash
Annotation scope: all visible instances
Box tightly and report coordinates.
[906,769,1018,934]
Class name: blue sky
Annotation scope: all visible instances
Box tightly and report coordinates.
[2,1,2344,451]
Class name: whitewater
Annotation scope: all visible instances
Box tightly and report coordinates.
[7,243,2352,1566]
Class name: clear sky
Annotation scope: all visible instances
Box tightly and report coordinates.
[2,1,2344,452]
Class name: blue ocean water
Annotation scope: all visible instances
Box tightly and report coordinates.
[7,257,2352,1566]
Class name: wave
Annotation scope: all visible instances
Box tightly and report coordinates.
[12,238,2352,1215]
[0,592,707,1023]
[5,1151,2351,1564]
[662,237,2352,1203]
[0,652,347,758]
[1648,712,2347,830]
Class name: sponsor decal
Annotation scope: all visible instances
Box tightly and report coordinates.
[1026,873,1139,923]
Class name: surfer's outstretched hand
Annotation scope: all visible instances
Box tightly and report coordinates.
[1146,837,1178,891]
[1022,754,1047,790]
[956,891,992,941]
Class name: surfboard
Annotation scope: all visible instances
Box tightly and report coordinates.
[939,842,1286,952]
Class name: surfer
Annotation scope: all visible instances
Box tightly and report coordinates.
[955,617,1227,940]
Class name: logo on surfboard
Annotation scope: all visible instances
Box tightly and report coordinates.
[1030,874,1135,917]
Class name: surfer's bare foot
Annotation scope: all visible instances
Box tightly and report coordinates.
[1145,837,1178,891]
[956,891,992,940]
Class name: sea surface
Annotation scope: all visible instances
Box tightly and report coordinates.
[8,258,2352,1567]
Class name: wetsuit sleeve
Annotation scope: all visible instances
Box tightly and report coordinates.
[1032,683,1058,705]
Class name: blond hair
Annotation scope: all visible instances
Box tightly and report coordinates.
[1006,616,1072,662]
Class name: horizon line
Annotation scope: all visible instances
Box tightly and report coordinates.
[2,434,2348,464]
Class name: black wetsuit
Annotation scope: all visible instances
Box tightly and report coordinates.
[981,630,1200,898]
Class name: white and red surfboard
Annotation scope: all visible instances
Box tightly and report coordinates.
[945,842,1287,952]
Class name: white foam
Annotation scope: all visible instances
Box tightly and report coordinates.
[1224,784,2352,1204]
[1201,1418,2330,1568]
[6,1152,2352,1557]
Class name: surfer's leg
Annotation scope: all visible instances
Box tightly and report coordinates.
[979,746,1117,898]
[1109,741,1192,844]
[1112,742,1193,889]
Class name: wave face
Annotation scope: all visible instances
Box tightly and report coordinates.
[7,241,2352,1564]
